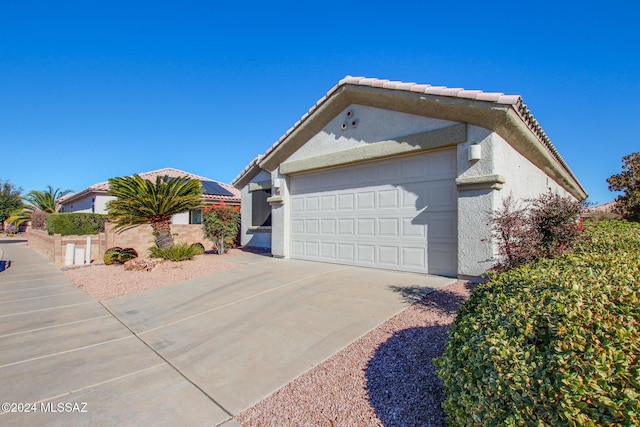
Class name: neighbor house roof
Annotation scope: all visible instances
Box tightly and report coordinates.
[61,167,241,205]
[232,76,587,200]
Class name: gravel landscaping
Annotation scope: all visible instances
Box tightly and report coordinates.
[236,280,475,427]
[62,250,473,426]
[62,250,246,301]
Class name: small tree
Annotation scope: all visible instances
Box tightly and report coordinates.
[202,202,240,255]
[607,151,640,222]
[0,181,23,230]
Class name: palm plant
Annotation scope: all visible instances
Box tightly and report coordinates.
[6,186,72,228]
[106,174,203,249]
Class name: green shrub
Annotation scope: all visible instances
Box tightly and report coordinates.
[190,242,205,255]
[103,247,138,265]
[47,213,108,236]
[437,220,640,426]
[148,242,199,261]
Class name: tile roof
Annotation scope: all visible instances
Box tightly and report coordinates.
[63,168,240,204]
[233,75,582,198]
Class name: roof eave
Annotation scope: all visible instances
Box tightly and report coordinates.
[259,83,587,200]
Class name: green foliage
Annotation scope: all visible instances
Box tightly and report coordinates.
[0,181,23,226]
[148,242,199,261]
[6,185,71,228]
[46,213,108,236]
[25,186,72,213]
[437,220,640,426]
[202,203,240,255]
[607,152,640,221]
[103,247,138,265]
[106,174,203,249]
[190,242,205,255]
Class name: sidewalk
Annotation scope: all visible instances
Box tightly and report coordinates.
[0,241,231,427]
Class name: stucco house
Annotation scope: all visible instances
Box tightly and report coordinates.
[60,167,240,224]
[232,76,586,280]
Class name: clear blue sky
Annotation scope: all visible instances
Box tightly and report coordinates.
[1,1,638,205]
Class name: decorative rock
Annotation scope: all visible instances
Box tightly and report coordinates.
[124,258,155,271]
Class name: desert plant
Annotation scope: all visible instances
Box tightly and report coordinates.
[104,247,123,265]
[106,174,203,249]
[437,220,640,426]
[148,242,199,261]
[202,203,240,255]
[103,247,138,265]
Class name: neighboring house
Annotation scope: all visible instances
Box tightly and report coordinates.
[232,76,587,280]
[60,168,240,224]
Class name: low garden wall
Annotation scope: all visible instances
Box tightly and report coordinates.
[28,223,209,265]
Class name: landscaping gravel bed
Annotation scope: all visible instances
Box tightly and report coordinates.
[63,251,244,301]
[236,280,475,427]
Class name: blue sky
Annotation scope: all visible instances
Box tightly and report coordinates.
[1,1,638,205]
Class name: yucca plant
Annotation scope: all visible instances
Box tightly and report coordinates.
[106,174,203,249]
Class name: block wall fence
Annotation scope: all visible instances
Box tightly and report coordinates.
[27,223,210,265]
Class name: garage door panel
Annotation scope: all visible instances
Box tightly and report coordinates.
[321,219,336,234]
[427,243,457,276]
[321,195,336,211]
[321,243,336,259]
[402,217,426,238]
[428,150,457,178]
[338,219,355,235]
[357,218,375,236]
[402,247,426,269]
[378,246,399,266]
[357,192,375,209]
[290,150,456,275]
[357,245,375,263]
[427,213,457,242]
[306,219,320,234]
[378,188,399,209]
[338,194,354,210]
[427,181,456,209]
[379,218,400,237]
[337,244,355,261]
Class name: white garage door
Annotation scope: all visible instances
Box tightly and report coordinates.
[289,149,457,276]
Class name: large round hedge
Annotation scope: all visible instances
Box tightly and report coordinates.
[437,221,640,426]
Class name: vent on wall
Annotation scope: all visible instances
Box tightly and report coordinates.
[341,109,358,131]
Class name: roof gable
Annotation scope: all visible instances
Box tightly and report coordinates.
[233,76,586,200]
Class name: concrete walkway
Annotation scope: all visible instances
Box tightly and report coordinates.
[1,239,454,426]
[0,240,230,426]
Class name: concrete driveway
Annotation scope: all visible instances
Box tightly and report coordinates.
[1,239,454,426]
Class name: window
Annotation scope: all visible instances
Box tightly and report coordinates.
[189,209,202,224]
[252,189,271,227]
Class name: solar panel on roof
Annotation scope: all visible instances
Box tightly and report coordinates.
[200,180,234,196]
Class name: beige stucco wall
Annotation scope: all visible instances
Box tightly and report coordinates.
[287,104,457,163]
